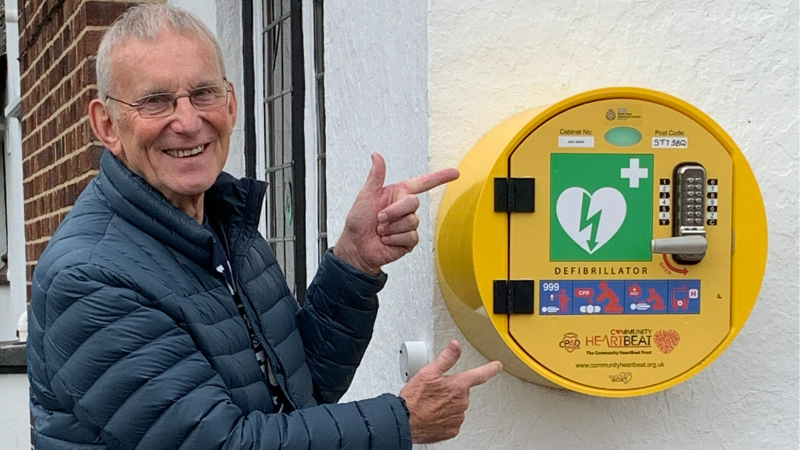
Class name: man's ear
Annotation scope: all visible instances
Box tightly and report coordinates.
[88,98,123,157]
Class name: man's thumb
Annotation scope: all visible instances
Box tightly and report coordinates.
[362,153,386,193]
[430,340,462,376]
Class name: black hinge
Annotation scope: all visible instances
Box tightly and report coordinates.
[493,280,535,314]
[494,178,535,212]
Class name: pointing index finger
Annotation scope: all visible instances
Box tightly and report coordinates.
[455,361,503,389]
[403,168,460,194]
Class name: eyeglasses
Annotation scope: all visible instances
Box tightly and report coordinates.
[106,80,232,118]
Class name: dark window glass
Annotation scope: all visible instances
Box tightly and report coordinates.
[262,0,305,299]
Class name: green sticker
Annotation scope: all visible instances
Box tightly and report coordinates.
[550,154,653,261]
[604,127,643,147]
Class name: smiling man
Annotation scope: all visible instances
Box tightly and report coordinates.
[26,4,501,450]
[93,27,235,222]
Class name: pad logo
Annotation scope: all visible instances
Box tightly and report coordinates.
[559,332,581,353]
[556,187,626,254]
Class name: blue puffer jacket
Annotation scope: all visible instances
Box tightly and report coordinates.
[27,151,412,450]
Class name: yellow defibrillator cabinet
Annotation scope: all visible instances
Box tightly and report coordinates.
[435,88,767,397]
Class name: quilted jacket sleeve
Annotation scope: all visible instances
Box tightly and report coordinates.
[298,250,389,404]
[41,262,411,450]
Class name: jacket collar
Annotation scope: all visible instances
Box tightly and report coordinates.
[95,150,267,265]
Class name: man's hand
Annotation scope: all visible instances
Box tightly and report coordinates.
[334,153,459,275]
[399,340,503,444]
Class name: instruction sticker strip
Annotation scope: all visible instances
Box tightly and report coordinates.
[539,280,701,315]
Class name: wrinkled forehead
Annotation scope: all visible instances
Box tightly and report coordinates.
[110,29,220,68]
[109,31,224,94]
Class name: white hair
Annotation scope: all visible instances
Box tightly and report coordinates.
[96,4,227,102]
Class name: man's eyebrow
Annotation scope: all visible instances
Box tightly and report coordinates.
[137,87,173,98]
[189,79,223,89]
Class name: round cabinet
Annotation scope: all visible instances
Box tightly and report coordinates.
[435,88,767,397]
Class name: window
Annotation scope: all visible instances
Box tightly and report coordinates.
[249,0,307,299]
[248,0,326,301]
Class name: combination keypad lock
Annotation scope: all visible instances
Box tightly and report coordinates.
[672,164,707,264]
[651,163,709,264]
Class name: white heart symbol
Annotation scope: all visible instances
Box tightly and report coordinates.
[556,187,626,254]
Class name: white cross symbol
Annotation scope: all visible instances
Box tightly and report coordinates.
[621,158,649,188]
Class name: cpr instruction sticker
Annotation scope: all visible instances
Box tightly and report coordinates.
[551,154,653,261]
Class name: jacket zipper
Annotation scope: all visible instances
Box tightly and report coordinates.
[233,242,300,411]
[212,178,299,411]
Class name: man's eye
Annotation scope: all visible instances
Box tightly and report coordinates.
[196,86,223,95]
[140,95,171,105]
[193,87,221,98]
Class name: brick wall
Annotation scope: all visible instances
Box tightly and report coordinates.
[17,0,163,302]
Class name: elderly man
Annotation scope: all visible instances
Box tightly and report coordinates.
[27,4,501,450]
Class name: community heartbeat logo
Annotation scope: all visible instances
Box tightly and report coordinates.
[556,187,626,254]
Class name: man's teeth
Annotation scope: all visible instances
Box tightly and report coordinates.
[166,145,204,158]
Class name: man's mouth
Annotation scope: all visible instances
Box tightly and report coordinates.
[164,144,205,158]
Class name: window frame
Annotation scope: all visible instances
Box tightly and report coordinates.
[312,0,327,265]
[249,0,307,301]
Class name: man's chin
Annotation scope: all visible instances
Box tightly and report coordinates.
[169,184,214,199]
[158,181,214,210]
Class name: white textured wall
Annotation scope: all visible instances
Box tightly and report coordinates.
[429,1,798,449]
[0,374,29,450]
[325,1,435,405]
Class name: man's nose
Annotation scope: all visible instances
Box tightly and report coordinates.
[169,96,203,134]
